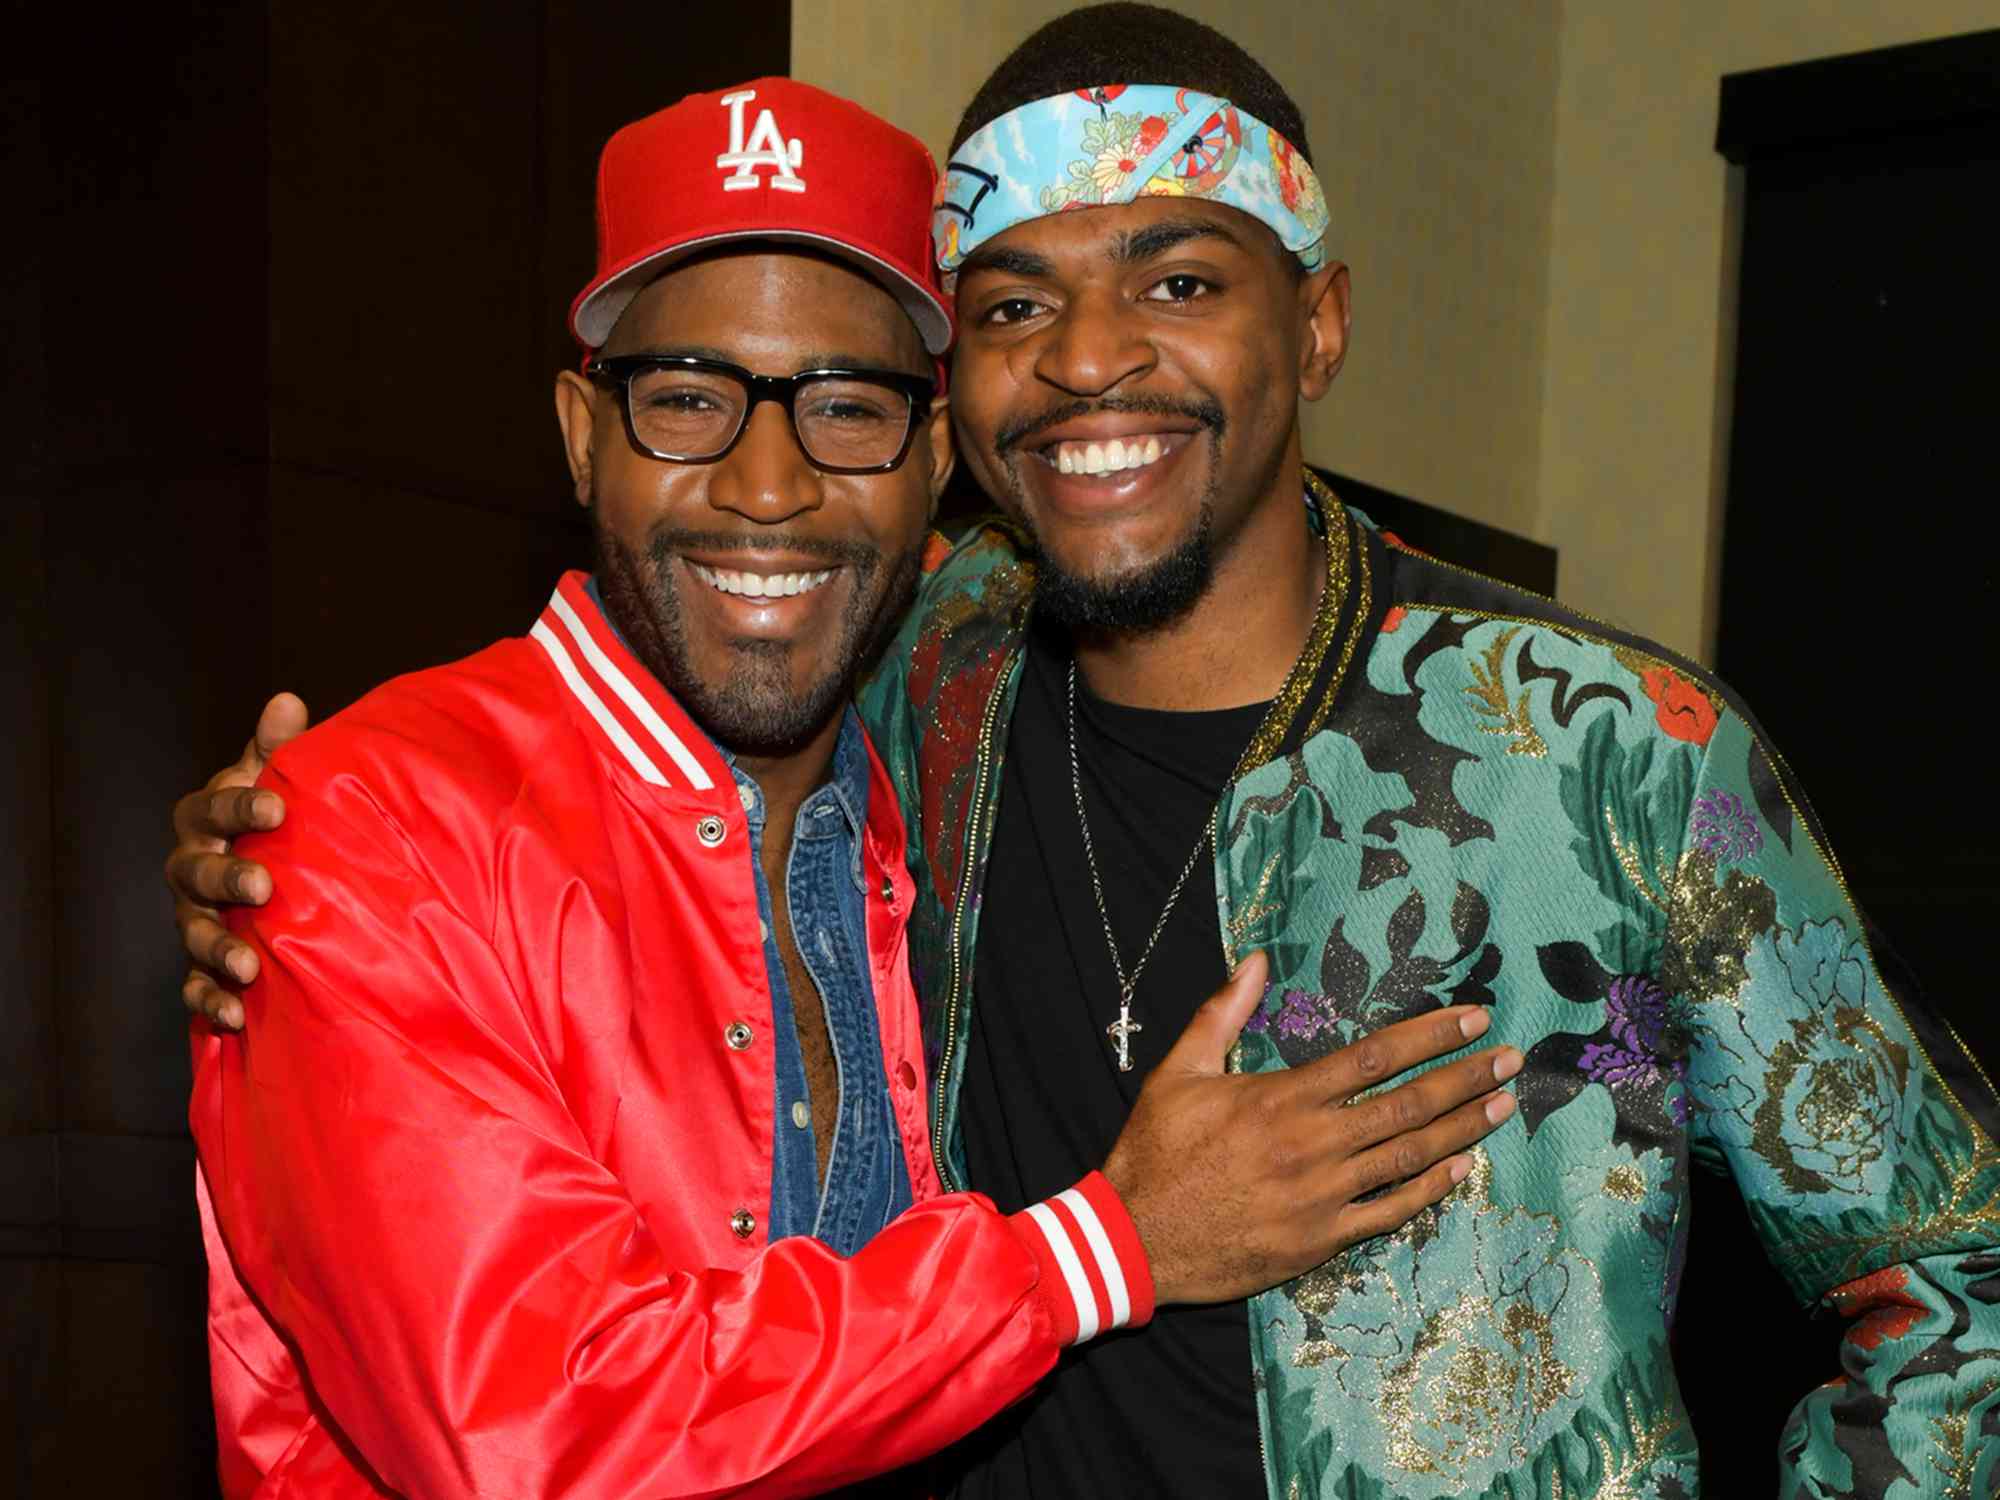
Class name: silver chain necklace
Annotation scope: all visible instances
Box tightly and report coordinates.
[1067,661,1225,1072]
[1061,505,1340,1072]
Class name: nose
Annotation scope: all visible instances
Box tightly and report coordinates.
[1029,286,1156,397]
[705,399,825,524]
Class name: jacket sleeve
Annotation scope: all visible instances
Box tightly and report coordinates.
[191,753,1152,1500]
[1667,710,2000,1497]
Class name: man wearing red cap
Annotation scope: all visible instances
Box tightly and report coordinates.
[177,76,1514,1499]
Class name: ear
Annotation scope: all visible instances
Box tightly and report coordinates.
[920,392,957,523]
[553,369,600,508]
[1296,263,1351,404]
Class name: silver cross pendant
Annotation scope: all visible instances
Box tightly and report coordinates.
[1107,1003,1143,1072]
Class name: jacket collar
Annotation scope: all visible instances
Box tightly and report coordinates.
[531,572,910,883]
[1247,470,1381,773]
[528,571,732,797]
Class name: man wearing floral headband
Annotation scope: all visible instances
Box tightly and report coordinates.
[168,5,1999,1498]
[867,6,2000,1498]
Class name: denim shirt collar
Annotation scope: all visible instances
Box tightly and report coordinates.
[719,713,872,896]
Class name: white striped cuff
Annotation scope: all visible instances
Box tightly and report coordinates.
[1008,1171,1154,1347]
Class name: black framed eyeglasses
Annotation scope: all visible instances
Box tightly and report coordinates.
[584,355,937,475]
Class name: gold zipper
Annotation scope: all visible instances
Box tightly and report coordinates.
[930,654,1015,1194]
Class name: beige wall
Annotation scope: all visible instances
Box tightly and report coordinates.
[795,3,1995,662]
[791,0,1562,538]
[1540,1,1999,661]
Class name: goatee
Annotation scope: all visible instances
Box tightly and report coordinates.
[590,514,918,757]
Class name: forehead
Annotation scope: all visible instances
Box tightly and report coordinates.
[608,247,925,368]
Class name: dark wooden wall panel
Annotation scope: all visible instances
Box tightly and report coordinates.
[48,473,271,1142]
[268,3,552,506]
[43,1261,215,1494]
[14,3,790,1493]
[267,467,590,715]
[2,37,60,1499]
[39,3,271,475]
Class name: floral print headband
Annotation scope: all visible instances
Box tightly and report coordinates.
[934,85,1329,284]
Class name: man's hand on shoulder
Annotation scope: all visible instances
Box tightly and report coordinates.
[1103,952,1519,1305]
[166,692,310,1030]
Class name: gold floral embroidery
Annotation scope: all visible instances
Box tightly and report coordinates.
[1284,1151,1599,1483]
[1223,850,1287,969]
[1583,1387,1693,1500]
[1605,807,1777,1006]
[1602,1165,1646,1204]
[1784,1134,2000,1280]
[1660,858,1776,1006]
[1749,1006,1914,1197]
[1379,1290,1576,1478]
[1924,1378,1998,1498]
[1465,626,1548,757]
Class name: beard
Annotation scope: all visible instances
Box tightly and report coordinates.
[1030,499,1216,633]
[989,394,1226,635]
[590,509,921,757]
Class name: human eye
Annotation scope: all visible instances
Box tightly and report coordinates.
[801,382,898,425]
[625,368,742,450]
[977,296,1050,328]
[636,381,724,413]
[1140,273,1217,305]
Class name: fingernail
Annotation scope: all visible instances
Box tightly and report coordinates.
[1485,1092,1517,1125]
[1493,1047,1523,1082]
[228,950,254,982]
[1449,1155,1472,1184]
[252,793,277,824]
[1458,1008,1490,1039]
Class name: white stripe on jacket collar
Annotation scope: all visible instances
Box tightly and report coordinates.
[532,584,716,791]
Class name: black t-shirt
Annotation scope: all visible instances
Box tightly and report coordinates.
[941,621,1267,1499]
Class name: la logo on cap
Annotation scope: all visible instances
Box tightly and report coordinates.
[716,89,805,193]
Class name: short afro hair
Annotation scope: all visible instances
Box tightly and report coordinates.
[950,3,1312,166]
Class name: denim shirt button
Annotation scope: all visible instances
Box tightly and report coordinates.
[724,1021,754,1051]
[791,1099,811,1130]
[736,782,758,814]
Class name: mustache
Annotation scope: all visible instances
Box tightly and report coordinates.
[992,394,1227,457]
[645,528,878,568]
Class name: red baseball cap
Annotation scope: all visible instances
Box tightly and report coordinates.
[569,78,953,355]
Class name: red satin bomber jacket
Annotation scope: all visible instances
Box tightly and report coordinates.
[191,572,1151,1498]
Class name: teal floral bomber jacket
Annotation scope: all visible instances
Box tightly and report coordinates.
[855,472,2000,1499]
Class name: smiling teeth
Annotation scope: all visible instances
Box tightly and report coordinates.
[1053,435,1167,475]
[689,563,836,598]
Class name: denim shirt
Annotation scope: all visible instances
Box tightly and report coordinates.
[729,716,913,1253]
[581,578,910,1254]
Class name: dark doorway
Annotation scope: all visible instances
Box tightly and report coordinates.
[1677,27,2000,1487]
[7,4,790,1492]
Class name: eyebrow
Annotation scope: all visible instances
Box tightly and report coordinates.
[621,344,922,374]
[1110,217,1244,264]
[955,217,1246,282]
[954,245,1057,281]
